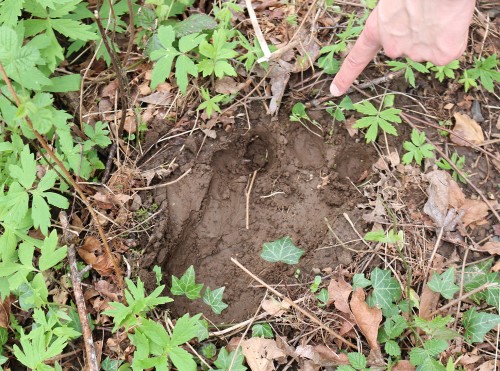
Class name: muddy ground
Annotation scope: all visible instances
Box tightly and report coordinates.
[135,102,397,323]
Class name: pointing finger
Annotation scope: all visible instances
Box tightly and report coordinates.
[330,10,382,96]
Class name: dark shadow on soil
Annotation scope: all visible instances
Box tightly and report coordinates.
[138,105,380,323]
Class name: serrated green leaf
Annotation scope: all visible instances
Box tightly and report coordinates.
[175,54,198,94]
[38,230,67,270]
[171,313,202,345]
[354,101,378,116]
[169,346,197,371]
[427,267,459,299]
[203,286,228,314]
[261,236,304,265]
[171,265,203,299]
[385,340,401,357]
[347,352,366,369]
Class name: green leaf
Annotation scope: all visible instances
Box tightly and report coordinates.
[175,54,198,94]
[463,308,500,343]
[352,273,371,290]
[347,352,366,370]
[367,268,402,310]
[171,313,202,345]
[169,346,197,371]
[252,323,274,338]
[201,343,217,359]
[214,348,247,371]
[316,288,329,306]
[174,14,217,37]
[385,340,401,357]
[261,236,304,265]
[38,230,67,270]
[203,286,228,314]
[427,267,459,299]
[171,265,204,299]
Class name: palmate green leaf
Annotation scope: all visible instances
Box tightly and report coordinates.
[203,286,228,314]
[38,230,67,270]
[463,308,500,343]
[175,54,198,94]
[83,121,111,148]
[367,268,402,310]
[171,265,204,299]
[32,194,51,235]
[0,182,29,223]
[427,267,459,299]
[9,145,37,189]
[261,236,304,265]
[0,0,24,26]
[353,101,378,116]
[214,348,247,371]
[171,313,202,345]
[169,346,197,371]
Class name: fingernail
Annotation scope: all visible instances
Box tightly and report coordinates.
[330,83,342,97]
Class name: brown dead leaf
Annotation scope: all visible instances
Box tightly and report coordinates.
[460,199,489,227]
[261,298,290,316]
[350,287,382,351]
[124,115,137,134]
[138,91,173,106]
[392,360,416,371]
[477,360,496,371]
[298,360,320,371]
[95,280,121,302]
[450,112,484,146]
[448,179,466,209]
[326,277,352,314]
[101,79,119,98]
[477,241,500,255]
[215,77,250,94]
[241,338,286,371]
[419,282,441,320]
[313,345,349,366]
[343,116,358,137]
[0,296,12,328]
[78,236,118,276]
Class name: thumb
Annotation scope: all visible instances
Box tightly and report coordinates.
[330,10,382,96]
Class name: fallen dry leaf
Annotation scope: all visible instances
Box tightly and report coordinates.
[448,179,466,209]
[313,345,349,366]
[78,236,118,276]
[215,77,250,94]
[0,296,11,328]
[138,91,173,106]
[343,116,358,138]
[241,337,286,371]
[477,241,500,255]
[261,297,290,316]
[326,277,352,314]
[460,199,489,227]
[477,360,496,371]
[350,287,382,351]
[419,282,441,320]
[391,360,416,370]
[450,112,484,146]
[95,280,121,302]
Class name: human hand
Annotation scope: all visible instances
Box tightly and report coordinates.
[330,0,476,96]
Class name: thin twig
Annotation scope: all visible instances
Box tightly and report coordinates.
[0,63,124,291]
[245,0,271,61]
[429,282,498,317]
[231,258,358,350]
[424,226,444,279]
[68,245,98,371]
[245,170,258,229]
[131,168,192,191]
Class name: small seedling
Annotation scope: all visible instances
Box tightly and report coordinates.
[316,288,329,307]
[353,99,401,143]
[289,102,323,137]
[402,129,435,165]
[386,58,430,88]
[325,96,354,122]
[427,60,460,82]
[436,152,467,183]
[459,54,500,92]
[197,88,226,119]
[437,120,452,136]
[203,286,228,314]
[310,275,322,293]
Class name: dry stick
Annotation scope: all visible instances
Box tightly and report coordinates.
[428,282,498,317]
[123,0,135,65]
[231,258,358,350]
[400,112,500,224]
[424,226,445,279]
[245,170,258,229]
[94,10,130,182]
[0,64,125,291]
[131,168,192,191]
[245,0,271,61]
[68,245,98,371]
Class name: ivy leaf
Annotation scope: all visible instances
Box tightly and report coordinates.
[171,265,204,299]
[463,308,500,343]
[409,339,448,366]
[252,323,274,338]
[203,286,228,314]
[352,273,371,290]
[38,230,67,270]
[367,268,402,310]
[214,348,247,371]
[261,236,304,265]
[427,267,459,299]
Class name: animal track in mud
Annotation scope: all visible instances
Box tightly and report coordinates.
[140,113,378,322]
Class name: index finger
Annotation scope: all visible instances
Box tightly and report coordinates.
[330,11,382,96]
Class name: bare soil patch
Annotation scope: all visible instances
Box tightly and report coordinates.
[137,105,381,322]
